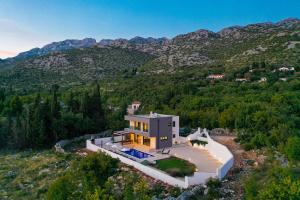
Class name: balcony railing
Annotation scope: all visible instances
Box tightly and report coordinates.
[125,127,149,135]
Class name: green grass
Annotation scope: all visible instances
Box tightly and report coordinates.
[0,149,78,200]
[154,156,196,177]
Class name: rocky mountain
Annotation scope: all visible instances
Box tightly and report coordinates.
[95,18,300,68]
[0,18,299,89]
[0,47,154,90]
[12,38,97,61]
[149,18,300,68]
[98,37,169,46]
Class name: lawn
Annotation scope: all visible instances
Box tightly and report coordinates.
[0,149,78,200]
[154,156,196,177]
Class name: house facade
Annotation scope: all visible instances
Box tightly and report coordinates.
[121,112,179,150]
[127,101,141,115]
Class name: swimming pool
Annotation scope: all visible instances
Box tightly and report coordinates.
[123,148,153,159]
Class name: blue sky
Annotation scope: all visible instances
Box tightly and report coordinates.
[0,0,299,58]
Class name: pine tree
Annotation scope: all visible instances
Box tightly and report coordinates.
[88,83,106,132]
[51,84,60,119]
[81,91,89,118]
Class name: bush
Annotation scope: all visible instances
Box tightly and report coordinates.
[190,140,208,146]
[78,153,119,191]
[46,175,75,200]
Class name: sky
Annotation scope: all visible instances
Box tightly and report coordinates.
[0,0,299,58]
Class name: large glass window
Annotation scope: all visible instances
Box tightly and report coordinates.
[143,123,148,132]
[134,121,141,130]
[143,137,150,146]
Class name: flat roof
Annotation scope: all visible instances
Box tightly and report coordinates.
[127,113,177,119]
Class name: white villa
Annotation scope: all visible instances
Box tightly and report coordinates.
[86,113,233,188]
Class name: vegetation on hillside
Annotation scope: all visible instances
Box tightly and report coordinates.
[244,158,300,200]
[0,83,106,149]
[0,150,77,199]
[46,152,178,200]
[0,47,155,91]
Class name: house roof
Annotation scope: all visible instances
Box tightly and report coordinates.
[129,113,176,119]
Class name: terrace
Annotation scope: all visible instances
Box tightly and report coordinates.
[92,132,221,173]
[87,128,233,188]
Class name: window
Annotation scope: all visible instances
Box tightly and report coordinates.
[173,121,176,127]
[168,123,172,126]
[143,123,148,132]
[160,136,168,141]
[173,134,176,138]
[134,121,141,130]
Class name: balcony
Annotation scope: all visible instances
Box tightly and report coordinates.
[124,126,149,137]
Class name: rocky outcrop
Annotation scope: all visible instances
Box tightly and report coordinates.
[15,38,97,60]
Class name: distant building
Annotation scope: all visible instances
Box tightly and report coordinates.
[278,67,294,72]
[207,74,225,79]
[258,77,267,83]
[235,78,248,82]
[127,101,141,115]
[279,78,287,81]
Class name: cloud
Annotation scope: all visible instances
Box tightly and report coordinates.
[0,19,50,58]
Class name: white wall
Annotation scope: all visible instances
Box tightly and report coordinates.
[189,128,234,179]
[86,128,234,188]
[185,172,217,186]
[87,140,187,188]
[94,137,111,146]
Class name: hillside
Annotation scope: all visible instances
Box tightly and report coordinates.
[94,18,300,70]
[0,47,155,90]
[0,18,299,90]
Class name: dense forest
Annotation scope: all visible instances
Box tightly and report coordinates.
[0,83,107,149]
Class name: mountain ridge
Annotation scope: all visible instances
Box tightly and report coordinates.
[0,17,299,89]
[3,17,299,63]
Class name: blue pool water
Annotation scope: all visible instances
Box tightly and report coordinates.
[123,149,153,159]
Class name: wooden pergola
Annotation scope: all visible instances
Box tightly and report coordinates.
[112,130,132,145]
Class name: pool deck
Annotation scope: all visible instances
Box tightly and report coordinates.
[169,143,222,173]
[123,142,222,173]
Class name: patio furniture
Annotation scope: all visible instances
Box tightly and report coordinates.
[162,149,170,154]
[157,148,165,154]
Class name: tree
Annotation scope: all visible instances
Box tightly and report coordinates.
[9,96,23,116]
[46,175,75,200]
[133,179,151,200]
[88,83,106,132]
[85,188,115,200]
[78,153,119,192]
[285,136,300,162]
[66,91,79,113]
[80,91,89,118]
[51,84,61,119]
